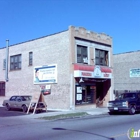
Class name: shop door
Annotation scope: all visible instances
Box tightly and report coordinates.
[96,82,103,100]
[96,79,111,106]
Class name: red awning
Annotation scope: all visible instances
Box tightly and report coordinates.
[74,64,112,73]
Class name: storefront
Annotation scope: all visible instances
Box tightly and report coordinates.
[74,64,112,107]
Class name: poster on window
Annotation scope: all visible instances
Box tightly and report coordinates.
[77,94,82,101]
[77,86,82,93]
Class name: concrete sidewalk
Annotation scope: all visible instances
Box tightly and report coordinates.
[24,107,109,119]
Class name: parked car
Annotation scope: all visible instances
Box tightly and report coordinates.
[107,92,140,115]
[3,95,32,112]
[30,102,46,113]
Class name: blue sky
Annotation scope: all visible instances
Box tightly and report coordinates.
[0,0,140,54]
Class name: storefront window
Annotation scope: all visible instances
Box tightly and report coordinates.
[75,85,96,105]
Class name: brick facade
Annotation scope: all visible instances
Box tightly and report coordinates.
[0,31,71,109]
[114,51,140,91]
[0,26,113,110]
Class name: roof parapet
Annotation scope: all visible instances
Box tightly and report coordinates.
[69,25,112,45]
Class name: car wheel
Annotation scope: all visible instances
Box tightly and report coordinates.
[6,104,11,111]
[35,110,40,114]
[22,105,27,113]
[129,105,136,115]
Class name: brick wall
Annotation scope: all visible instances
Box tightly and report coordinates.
[69,26,114,105]
[0,48,5,80]
[0,31,71,109]
[0,26,114,109]
[114,51,140,91]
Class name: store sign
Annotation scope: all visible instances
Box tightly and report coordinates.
[104,73,110,78]
[74,66,112,79]
[34,64,57,84]
[93,66,102,78]
[81,72,92,77]
[130,68,140,77]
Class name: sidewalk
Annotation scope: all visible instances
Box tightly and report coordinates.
[0,104,109,119]
[23,107,109,119]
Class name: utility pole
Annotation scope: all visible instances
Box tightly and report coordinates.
[5,39,9,82]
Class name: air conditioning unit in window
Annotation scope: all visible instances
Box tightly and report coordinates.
[83,57,88,64]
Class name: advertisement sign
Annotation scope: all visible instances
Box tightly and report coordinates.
[74,66,112,79]
[31,92,41,103]
[77,94,82,101]
[130,68,140,77]
[93,66,102,78]
[34,64,57,84]
[40,85,51,95]
[77,87,82,93]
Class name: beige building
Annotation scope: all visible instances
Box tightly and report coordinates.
[0,26,113,110]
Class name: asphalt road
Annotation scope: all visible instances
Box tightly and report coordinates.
[0,107,27,117]
[0,109,140,140]
[0,107,48,117]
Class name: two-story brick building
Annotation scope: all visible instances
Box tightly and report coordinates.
[0,26,113,110]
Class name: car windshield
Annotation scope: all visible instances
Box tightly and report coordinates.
[121,93,136,99]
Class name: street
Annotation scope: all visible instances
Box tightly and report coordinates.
[0,107,27,117]
[0,109,140,140]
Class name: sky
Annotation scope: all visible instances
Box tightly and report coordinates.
[0,0,140,54]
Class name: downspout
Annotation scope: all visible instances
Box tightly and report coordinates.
[5,39,9,82]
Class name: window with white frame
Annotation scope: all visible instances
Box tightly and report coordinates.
[77,45,88,64]
[95,49,108,66]
[10,54,21,70]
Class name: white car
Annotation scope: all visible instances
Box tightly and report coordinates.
[3,95,32,112]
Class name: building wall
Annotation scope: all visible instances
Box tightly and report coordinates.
[69,26,114,107]
[0,31,71,109]
[0,26,114,110]
[0,48,6,102]
[0,48,6,80]
[114,51,140,91]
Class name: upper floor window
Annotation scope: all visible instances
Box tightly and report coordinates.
[77,45,88,64]
[29,52,33,66]
[95,49,108,66]
[3,59,6,70]
[10,54,21,70]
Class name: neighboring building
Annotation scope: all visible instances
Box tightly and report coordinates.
[114,51,140,95]
[0,26,113,110]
